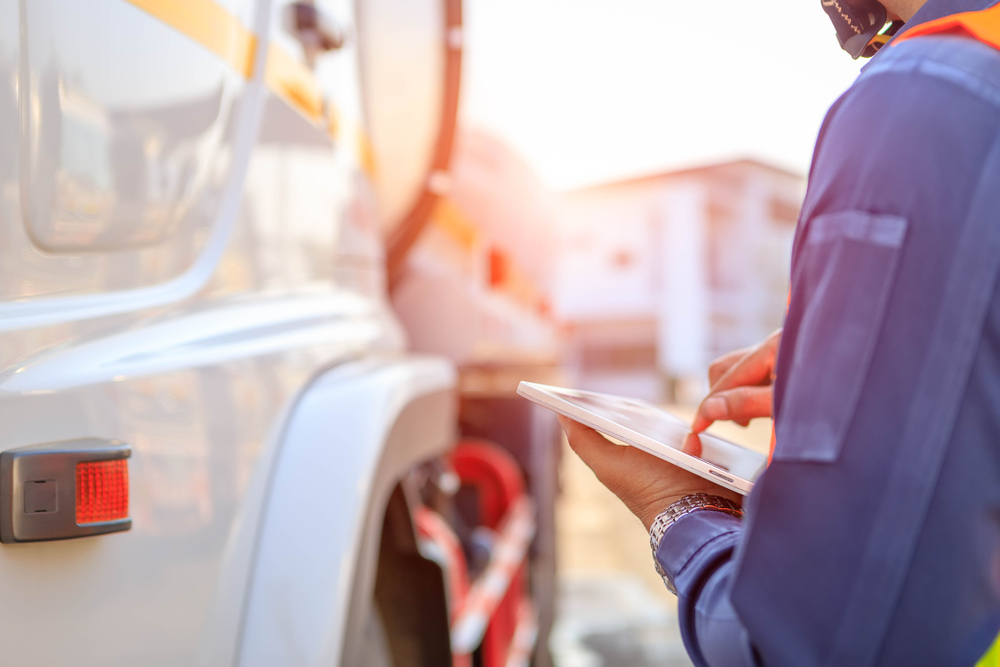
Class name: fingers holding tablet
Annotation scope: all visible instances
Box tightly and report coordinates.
[557,416,740,530]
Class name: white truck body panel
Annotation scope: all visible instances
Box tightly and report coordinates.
[0,0,459,662]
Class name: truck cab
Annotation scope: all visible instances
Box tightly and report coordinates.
[0,0,555,664]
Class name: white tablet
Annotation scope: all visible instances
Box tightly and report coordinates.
[517,381,766,495]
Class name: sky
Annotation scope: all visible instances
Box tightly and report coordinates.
[461,0,866,190]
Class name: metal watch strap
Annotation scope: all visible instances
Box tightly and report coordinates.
[649,493,743,594]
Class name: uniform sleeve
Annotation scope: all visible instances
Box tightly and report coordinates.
[654,512,758,667]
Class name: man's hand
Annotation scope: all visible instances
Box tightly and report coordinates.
[691,329,782,434]
[560,416,741,530]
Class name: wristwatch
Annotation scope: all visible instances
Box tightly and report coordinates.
[649,493,743,594]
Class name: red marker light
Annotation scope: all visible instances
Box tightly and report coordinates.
[76,459,129,525]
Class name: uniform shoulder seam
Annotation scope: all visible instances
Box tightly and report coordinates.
[862,36,1000,108]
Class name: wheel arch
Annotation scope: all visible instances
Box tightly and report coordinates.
[236,355,457,667]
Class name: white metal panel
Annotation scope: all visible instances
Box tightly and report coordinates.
[0,303,406,666]
[0,0,268,330]
[0,291,386,393]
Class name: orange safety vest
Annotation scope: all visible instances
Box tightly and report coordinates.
[893,2,1000,50]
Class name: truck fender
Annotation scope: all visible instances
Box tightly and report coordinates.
[236,355,457,667]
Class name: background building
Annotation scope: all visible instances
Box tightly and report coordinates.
[554,160,803,404]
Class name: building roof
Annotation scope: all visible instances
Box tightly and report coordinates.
[566,158,804,195]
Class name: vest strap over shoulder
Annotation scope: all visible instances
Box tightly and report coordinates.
[894,2,1000,51]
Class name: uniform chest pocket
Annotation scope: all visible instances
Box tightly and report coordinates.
[775,211,908,463]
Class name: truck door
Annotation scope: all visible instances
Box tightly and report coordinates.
[0,0,272,664]
[2,0,260,304]
[0,0,388,662]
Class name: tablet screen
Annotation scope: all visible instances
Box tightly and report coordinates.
[545,386,691,448]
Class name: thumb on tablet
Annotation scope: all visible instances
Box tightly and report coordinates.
[682,432,703,458]
[691,385,773,433]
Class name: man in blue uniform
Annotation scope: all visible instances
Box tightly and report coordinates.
[561,0,1000,664]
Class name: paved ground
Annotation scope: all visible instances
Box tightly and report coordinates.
[550,408,773,667]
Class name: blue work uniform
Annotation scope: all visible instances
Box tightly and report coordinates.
[654,1,1000,664]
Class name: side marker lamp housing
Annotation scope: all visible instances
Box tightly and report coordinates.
[0,439,131,543]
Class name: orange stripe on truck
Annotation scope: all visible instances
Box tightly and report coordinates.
[124,0,256,77]
[264,43,326,124]
[123,0,361,155]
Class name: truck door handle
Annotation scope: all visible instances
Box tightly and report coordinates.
[285,1,346,66]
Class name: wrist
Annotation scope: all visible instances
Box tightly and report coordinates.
[648,493,744,593]
[638,488,742,530]
[649,494,744,548]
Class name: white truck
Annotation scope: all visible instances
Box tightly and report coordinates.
[0,0,557,664]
